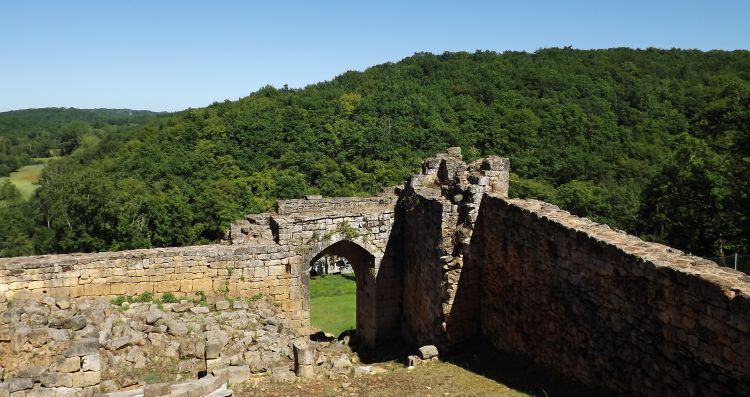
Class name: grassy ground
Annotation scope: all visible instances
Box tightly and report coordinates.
[0,157,55,199]
[309,273,356,336]
[234,346,604,397]
[236,361,530,397]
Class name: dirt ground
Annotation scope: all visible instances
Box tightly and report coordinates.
[234,361,527,397]
[234,346,605,397]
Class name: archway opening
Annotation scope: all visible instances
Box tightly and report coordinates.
[307,240,374,341]
[309,255,356,336]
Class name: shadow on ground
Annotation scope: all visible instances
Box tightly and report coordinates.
[443,342,615,397]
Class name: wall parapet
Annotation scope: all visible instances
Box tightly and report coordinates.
[276,195,398,215]
[503,197,750,293]
[0,244,306,327]
[475,194,750,396]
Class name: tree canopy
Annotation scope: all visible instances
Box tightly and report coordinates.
[1,48,748,258]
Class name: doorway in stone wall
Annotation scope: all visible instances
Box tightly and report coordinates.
[309,257,356,337]
[307,240,375,343]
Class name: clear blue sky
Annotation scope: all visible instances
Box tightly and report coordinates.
[1,0,747,112]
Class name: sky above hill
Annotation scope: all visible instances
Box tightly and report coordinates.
[1,0,748,112]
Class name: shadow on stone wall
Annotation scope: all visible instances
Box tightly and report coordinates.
[399,190,446,347]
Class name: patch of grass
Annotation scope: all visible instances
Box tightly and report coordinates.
[132,291,153,303]
[247,293,263,303]
[161,292,179,303]
[195,290,208,306]
[0,157,58,200]
[310,274,356,336]
[310,274,356,298]
[0,163,44,199]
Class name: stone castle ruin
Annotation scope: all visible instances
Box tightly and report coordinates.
[1,148,749,396]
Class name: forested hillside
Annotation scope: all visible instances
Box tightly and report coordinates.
[0,108,161,176]
[1,48,748,258]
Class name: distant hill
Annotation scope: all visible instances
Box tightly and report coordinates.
[0,107,163,175]
[0,107,162,123]
[1,48,748,258]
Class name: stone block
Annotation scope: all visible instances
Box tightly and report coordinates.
[270,367,296,383]
[406,355,422,367]
[214,300,230,311]
[227,365,251,384]
[205,342,222,359]
[268,266,285,277]
[110,283,128,295]
[192,279,213,293]
[155,280,180,293]
[7,378,33,393]
[63,338,99,357]
[167,320,189,337]
[83,283,110,296]
[143,382,170,397]
[55,357,81,373]
[64,316,87,331]
[206,357,228,373]
[41,372,73,388]
[82,354,101,372]
[179,279,193,293]
[28,328,49,348]
[190,306,209,314]
[16,367,45,381]
[293,343,314,366]
[192,374,224,396]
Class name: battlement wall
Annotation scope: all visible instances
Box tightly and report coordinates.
[276,195,397,215]
[474,194,750,396]
[0,244,306,327]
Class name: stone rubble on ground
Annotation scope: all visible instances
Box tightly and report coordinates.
[0,295,380,396]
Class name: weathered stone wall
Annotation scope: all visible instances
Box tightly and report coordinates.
[401,191,447,347]
[276,195,397,216]
[0,244,307,328]
[473,194,750,396]
[400,148,510,348]
[0,296,301,396]
[270,206,402,346]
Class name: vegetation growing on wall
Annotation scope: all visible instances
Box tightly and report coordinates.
[0,48,748,258]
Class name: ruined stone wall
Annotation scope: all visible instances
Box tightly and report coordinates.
[0,244,307,328]
[270,207,401,346]
[474,194,750,396]
[276,195,397,215]
[400,191,447,347]
[400,148,510,348]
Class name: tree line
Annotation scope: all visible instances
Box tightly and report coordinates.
[1,48,748,258]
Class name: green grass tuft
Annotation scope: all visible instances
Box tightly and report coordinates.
[132,291,153,303]
[161,292,179,303]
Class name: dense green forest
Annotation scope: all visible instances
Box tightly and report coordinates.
[0,108,160,176]
[0,48,748,258]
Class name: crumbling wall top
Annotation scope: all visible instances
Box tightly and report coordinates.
[497,194,750,296]
[276,195,398,216]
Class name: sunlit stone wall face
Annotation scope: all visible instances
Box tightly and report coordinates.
[0,244,307,327]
